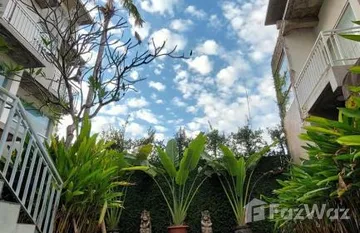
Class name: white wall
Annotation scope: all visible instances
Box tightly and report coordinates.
[284,99,307,163]
[284,28,317,83]
[316,0,348,33]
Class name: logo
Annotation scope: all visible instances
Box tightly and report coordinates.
[245,198,350,223]
[245,198,267,223]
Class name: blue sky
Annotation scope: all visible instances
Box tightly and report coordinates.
[59,0,279,141]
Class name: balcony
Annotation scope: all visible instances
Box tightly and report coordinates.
[293,27,360,117]
[0,0,47,68]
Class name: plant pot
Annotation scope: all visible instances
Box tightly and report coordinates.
[167,225,189,233]
[234,225,252,233]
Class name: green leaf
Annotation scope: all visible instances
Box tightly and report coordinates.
[166,139,179,166]
[246,144,272,170]
[350,66,360,74]
[337,135,360,146]
[175,168,189,186]
[235,157,246,196]
[338,108,360,118]
[352,20,360,26]
[121,166,149,172]
[137,144,153,160]
[304,126,341,136]
[220,145,238,176]
[340,34,360,42]
[157,147,177,178]
[187,133,206,171]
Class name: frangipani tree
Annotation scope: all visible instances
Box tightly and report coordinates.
[5,0,186,146]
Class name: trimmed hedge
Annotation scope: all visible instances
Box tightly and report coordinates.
[119,156,283,233]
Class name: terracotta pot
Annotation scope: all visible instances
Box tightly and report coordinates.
[234,225,252,233]
[167,225,188,233]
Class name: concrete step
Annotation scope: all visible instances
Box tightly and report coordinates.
[14,224,36,233]
[0,201,20,233]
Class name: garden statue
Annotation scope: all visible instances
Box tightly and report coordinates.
[140,210,151,233]
[201,210,213,233]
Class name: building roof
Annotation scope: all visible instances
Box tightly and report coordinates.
[265,0,288,25]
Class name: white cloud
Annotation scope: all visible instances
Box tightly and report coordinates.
[140,0,180,15]
[154,125,168,133]
[134,109,159,124]
[156,99,164,104]
[130,70,139,80]
[185,5,206,19]
[186,55,213,75]
[126,122,146,138]
[186,106,197,114]
[102,103,128,116]
[172,97,187,107]
[221,0,277,62]
[208,14,222,28]
[170,19,193,32]
[216,66,238,88]
[195,40,220,56]
[91,115,117,133]
[149,81,166,91]
[150,28,187,52]
[127,97,149,108]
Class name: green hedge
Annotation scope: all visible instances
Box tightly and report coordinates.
[119,156,283,233]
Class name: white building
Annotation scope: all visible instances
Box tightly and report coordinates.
[0,1,90,232]
[266,0,360,162]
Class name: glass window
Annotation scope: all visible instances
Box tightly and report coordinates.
[336,4,356,29]
[22,101,50,140]
[278,51,294,111]
[0,64,8,88]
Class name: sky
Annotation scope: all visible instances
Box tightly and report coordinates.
[59,0,279,142]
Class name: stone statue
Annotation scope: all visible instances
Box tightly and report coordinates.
[201,210,213,233]
[140,210,151,233]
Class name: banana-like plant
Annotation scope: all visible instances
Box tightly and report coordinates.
[209,144,273,227]
[145,133,207,226]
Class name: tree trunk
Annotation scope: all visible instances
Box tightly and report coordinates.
[65,123,76,147]
[84,1,113,116]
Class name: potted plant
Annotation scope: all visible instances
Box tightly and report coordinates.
[145,133,207,233]
[209,144,273,233]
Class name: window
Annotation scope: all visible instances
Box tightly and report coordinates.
[336,4,356,29]
[278,51,294,111]
[327,4,357,65]
[0,64,9,88]
[22,101,50,140]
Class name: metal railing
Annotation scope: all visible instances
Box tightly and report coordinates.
[0,87,63,233]
[294,27,360,113]
[2,0,47,54]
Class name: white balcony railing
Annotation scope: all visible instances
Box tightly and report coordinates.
[294,27,360,113]
[2,0,46,55]
[0,87,63,233]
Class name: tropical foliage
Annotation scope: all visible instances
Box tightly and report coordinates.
[207,144,273,227]
[47,118,148,233]
[143,133,208,226]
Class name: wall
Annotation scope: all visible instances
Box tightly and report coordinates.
[284,28,317,84]
[316,0,348,33]
[284,99,306,162]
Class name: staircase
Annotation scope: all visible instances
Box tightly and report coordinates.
[0,87,63,233]
[0,180,36,233]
